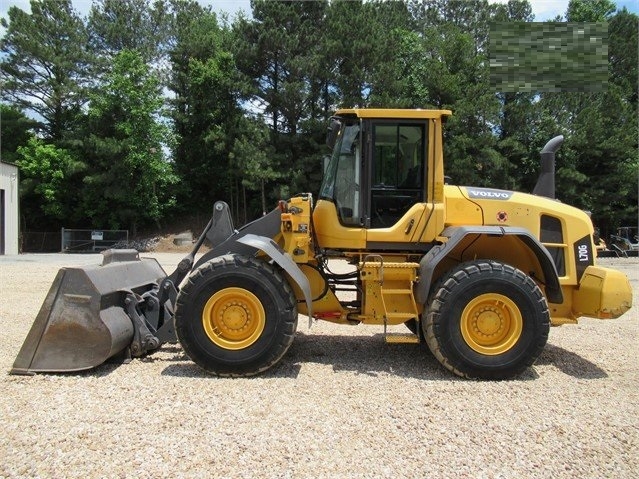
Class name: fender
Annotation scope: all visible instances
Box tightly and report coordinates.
[189,206,313,322]
[236,234,313,324]
[414,225,563,305]
[164,205,284,314]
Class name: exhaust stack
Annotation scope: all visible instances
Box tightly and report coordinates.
[533,135,564,199]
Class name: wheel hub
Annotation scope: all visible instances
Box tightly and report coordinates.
[474,307,505,337]
[202,288,266,350]
[460,293,523,355]
[220,304,250,331]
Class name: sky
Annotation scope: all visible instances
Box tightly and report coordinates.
[1,0,638,25]
[491,0,638,19]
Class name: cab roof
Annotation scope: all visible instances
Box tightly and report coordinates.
[335,108,453,119]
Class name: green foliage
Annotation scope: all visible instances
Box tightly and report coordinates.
[231,117,281,215]
[235,0,329,132]
[566,0,616,21]
[88,0,170,63]
[16,137,85,220]
[78,49,177,232]
[0,0,91,140]
[168,1,244,215]
[609,8,639,105]
[0,105,37,164]
[495,92,540,190]
[232,0,331,218]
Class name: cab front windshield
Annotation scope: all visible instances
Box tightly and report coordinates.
[319,121,361,226]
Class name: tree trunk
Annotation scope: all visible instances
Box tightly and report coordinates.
[243,183,247,225]
[229,174,235,225]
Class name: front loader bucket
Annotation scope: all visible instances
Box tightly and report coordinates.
[10,250,166,375]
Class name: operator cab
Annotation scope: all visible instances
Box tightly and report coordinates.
[315,109,451,250]
[322,111,426,228]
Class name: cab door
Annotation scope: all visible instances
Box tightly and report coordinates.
[365,120,436,247]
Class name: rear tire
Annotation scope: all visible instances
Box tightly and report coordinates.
[424,261,549,380]
[175,254,297,376]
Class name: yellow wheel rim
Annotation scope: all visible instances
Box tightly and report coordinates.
[460,293,523,355]
[202,287,266,350]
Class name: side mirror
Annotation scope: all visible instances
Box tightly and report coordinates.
[326,117,342,149]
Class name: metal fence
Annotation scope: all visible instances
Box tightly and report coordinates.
[61,228,129,252]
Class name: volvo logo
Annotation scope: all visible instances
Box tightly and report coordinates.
[466,188,513,200]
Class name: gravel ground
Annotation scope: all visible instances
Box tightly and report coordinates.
[0,253,637,479]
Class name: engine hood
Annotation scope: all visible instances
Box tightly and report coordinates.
[444,185,593,240]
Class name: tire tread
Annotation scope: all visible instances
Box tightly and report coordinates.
[424,260,550,380]
[175,254,297,377]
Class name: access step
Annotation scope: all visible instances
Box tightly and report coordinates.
[385,312,418,321]
[384,333,420,344]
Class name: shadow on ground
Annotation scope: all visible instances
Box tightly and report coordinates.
[536,343,608,379]
[157,333,608,381]
[8,334,607,382]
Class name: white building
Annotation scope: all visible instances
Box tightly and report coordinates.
[0,160,19,255]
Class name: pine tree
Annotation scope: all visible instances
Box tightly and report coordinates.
[0,0,92,141]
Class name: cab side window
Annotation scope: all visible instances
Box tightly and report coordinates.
[370,123,426,228]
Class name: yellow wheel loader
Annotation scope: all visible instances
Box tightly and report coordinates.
[11,109,633,379]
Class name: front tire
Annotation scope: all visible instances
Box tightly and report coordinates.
[424,261,550,380]
[175,254,297,376]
